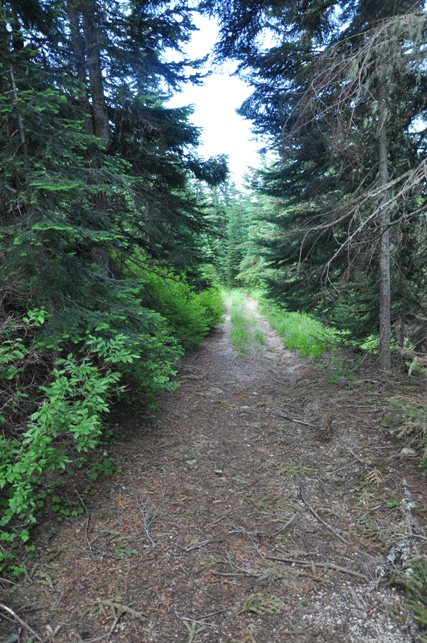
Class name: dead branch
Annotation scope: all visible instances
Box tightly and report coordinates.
[105,612,123,642]
[140,502,160,548]
[279,413,316,429]
[264,556,369,581]
[183,539,216,552]
[211,570,258,577]
[271,512,298,538]
[75,489,92,558]
[349,586,366,610]
[299,489,349,545]
[0,603,42,641]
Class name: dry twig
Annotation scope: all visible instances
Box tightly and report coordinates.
[271,513,298,538]
[264,556,369,581]
[279,413,316,429]
[140,502,161,548]
[299,489,349,545]
[0,603,42,641]
[75,489,92,557]
[184,539,215,552]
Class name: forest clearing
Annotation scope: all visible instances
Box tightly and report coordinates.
[2,297,427,642]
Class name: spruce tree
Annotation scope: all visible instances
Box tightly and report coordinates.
[204,0,427,365]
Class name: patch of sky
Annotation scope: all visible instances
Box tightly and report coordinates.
[164,13,266,189]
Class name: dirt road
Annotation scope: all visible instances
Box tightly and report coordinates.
[2,298,426,642]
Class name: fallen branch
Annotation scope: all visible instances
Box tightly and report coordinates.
[174,611,214,629]
[299,489,349,545]
[264,556,369,581]
[211,570,258,577]
[279,413,316,429]
[271,513,298,538]
[175,607,232,624]
[0,603,42,641]
[349,586,366,610]
[197,607,234,619]
[140,502,160,548]
[106,612,123,642]
[184,539,215,552]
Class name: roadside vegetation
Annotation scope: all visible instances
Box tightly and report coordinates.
[258,297,341,359]
[229,290,264,353]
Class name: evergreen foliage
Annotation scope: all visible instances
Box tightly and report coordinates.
[0,0,227,540]
[204,0,427,364]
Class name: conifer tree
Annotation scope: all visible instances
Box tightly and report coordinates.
[0,0,225,334]
[203,0,427,366]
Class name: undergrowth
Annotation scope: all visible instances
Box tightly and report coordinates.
[229,290,264,353]
[135,266,223,351]
[256,294,341,358]
[229,291,251,352]
[393,557,427,641]
[0,274,223,575]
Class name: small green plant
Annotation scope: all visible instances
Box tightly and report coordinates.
[253,329,265,344]
[183,619,205,642]
[386,499,401,509]
[394,557,427,639]
[383,399,427,472]
[113,543,137,559]
[0,549,16,576]
[86,459,117,481]
[241,592,281,615]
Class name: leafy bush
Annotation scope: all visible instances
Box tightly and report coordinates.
[135,267,223,350]
[0,308,182,539]
[0,267,223,543]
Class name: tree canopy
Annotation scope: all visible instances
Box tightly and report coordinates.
[0,0,227,536]
[202,0,427,368]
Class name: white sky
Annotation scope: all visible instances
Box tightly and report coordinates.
[167,15,262,188]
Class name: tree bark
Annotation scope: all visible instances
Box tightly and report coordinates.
[81,0,110,145]
[79,0,110,272]
[66,0,93,132]
[378,82,391,372]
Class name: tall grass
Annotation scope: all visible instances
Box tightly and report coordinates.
[229,291,252,353]
[258,298,340,358]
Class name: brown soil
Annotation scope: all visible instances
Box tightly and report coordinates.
[2,298,427,642]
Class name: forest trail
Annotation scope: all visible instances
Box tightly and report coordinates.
[3,298,427,642]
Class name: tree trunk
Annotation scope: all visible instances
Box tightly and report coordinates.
[81,0,110,145]
[66,0,93,132]
[79,0,110,273]
[378,82,391,372]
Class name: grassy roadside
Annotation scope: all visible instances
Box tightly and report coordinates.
[228,290,265,353]
[253,292,341,359]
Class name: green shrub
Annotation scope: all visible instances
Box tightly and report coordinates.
[0,274,222,541]
[196,287,224,329]
[0,310,181,538]
[135,268,223,350]
[0,333,132,532]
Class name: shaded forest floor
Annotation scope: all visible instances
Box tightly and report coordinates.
[2,298,427,642]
